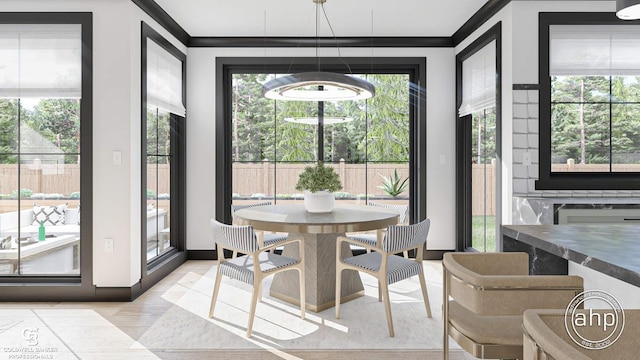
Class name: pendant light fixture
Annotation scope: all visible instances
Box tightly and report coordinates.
[617,0,640,20]
[261,0,375,101]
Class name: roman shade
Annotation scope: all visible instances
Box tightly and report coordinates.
[550,24,640,76]
[459,40,496,117]
[146,39,185,116]
[0,24,81,98]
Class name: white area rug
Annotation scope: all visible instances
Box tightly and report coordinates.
[138,261,460,352]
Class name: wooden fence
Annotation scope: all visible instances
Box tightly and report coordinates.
[232,160,410,198]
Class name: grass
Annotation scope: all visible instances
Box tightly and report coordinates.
[471,215,497,252]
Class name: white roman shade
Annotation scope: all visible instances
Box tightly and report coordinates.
[459,40,496,117]
[0,24,81,98]
[146,39,185,116]
[550,25,640,76]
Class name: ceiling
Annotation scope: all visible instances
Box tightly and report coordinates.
[153,0,492,37]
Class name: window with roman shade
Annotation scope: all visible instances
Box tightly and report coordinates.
[146,39,185,116]
[0,16,88,280]
[459,40,496,117]
[142,23,186,267]
[537,13,640,190]
[0,24,81,98]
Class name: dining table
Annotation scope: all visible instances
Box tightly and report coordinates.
[233,203,399,312]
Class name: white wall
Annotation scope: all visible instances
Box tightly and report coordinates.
[187,47,457,250]
[0,0,186,287]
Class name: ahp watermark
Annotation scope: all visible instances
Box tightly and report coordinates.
[564,290,625,350]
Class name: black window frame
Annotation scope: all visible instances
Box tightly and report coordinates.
[537,12,640,190]
[215,57,427,235]
[0,12,93,299]
[140,22,187,287]
[455,22,502,252]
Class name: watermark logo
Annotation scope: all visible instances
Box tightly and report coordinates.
[22,327,39,346]
[564,290,625,350]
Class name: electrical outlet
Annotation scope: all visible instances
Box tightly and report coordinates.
[105,237,114,253]
[522,152,532,166]
[112,151,122,165]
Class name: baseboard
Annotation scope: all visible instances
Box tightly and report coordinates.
[187,250,218,260]
[423,249,454,260]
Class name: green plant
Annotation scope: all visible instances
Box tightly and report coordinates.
[146,188,156,198]
[295,163,342,193]
[11,188,33,198]
[378,169,408,197]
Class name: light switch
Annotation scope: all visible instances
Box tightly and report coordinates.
[522,152,531,166]
[112,151,122,165]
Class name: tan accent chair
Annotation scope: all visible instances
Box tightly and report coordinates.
[522,308,639,360]
[336,219,432,337]
[442,252,583,360]
[209,219,305,338]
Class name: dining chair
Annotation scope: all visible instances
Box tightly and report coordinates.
[335,218,432,337]
[442,252,584,360]
[209,219,306,338]
[230,201,288,257]
[347,201,410,257]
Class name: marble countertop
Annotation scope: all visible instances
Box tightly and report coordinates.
[502,224,640,287]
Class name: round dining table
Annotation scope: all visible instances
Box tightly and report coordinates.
[233,204,400,312]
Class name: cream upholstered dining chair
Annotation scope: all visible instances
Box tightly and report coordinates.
[442,252,584,360]
[336,218,432,337]
[209,219,305,338]
[347,202,410,257]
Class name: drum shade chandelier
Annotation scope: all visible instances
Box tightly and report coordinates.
[261,0,375,101]
[617,0,640,19]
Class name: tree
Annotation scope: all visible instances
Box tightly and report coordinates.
[0,99,19,164]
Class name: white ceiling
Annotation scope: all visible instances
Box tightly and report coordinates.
[153,0,492,37]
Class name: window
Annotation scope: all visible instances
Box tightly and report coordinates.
[216,58,426,228]
[538,13,640,189]
[456,23,501,252]
[230,73,410,209]
[141,23,186,266]
[0,17,90,279]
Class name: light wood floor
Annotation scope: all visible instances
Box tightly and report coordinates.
[0,260,476,360]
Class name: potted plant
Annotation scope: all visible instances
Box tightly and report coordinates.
[295,162,342,213]
[378,169,408,197]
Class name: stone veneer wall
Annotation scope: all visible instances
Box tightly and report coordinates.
[511,87,640,224]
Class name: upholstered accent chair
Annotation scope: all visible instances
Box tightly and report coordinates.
[347,202,410,257]
[209,219,306,337]
[522,308,639,360]
[336,218,432,337]
[442,252,584,360]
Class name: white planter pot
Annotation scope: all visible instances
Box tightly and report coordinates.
[303,191,335,213]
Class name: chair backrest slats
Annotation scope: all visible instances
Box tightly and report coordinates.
[383,218,430,253]
[231,201,273,214]
[369,202,409,224]
[211,219,259,253]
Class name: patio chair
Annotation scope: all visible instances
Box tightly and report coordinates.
[442,252,584,360]
[209,219,305,338]
[348,202,410,257]
[231,201,288,257]
[336,218,432,337]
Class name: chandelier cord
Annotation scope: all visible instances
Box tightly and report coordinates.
[321,3,353,75]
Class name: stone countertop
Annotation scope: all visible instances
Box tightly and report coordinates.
[502,224,640,287]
